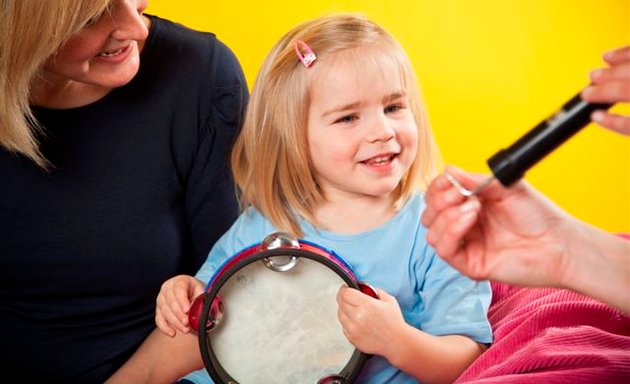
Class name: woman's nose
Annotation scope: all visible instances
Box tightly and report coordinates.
[110,0,149,41]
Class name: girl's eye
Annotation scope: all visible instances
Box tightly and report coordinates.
[384,104,403,114]
[334,114,358,124]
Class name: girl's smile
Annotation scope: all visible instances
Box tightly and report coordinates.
[306,47,418,203]
[360,152,400,170]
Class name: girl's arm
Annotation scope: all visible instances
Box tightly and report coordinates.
[337,287,486,383]
[387,325,486,383]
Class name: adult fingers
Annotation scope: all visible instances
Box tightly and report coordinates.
[589,62,630,84]
[426,198,480,262]
[591,110,630,135]
[445,165,491,190]
[422,172,467,227]
[602,46,630,65]
[583,77,630,104]
[422,187,466,228]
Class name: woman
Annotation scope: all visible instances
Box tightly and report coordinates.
[0,1,247,382]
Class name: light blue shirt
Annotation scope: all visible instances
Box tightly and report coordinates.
[184,193,492,383]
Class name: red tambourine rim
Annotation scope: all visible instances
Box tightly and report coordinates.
[197,246,368,384]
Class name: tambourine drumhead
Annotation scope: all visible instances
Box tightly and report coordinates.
[198,246,366,384]
[211,257,352,382]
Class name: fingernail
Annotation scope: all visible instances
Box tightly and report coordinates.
[591,110,605,123]
[460,210,477,224]
[603,50,615,61]
[582,86,594,98]
[590,69,603,81]
[444,188,462,204]
[460,199,479,213]
[435,175,449,188]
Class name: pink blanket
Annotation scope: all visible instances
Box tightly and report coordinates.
[456,282,630,384]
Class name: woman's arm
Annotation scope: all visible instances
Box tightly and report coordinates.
[106,329,203,384]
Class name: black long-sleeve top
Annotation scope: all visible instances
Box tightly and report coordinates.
[0,15,248,383]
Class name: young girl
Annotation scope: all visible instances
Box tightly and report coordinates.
[113,13,492,384]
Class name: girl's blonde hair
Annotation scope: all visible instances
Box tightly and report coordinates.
[232,13,440,236]
[0,0,111,169]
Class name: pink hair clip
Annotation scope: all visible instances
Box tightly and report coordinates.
[294,39,317,68]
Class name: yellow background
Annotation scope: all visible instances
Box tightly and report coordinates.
[147,0,630,232]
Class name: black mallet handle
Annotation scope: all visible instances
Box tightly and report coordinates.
[487,91,613,187]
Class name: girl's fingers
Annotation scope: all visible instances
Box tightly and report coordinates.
[155,311,176,337]
[156,295,188,334]
[337,285,371,308]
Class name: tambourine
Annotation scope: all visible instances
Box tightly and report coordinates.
[188,232,378,384]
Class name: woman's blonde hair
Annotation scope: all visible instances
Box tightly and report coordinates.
[232,13,440,236]
[0,0,110,168]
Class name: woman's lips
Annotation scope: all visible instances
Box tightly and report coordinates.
[95,42,134,63]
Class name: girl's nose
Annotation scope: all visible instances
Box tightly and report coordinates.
[110,0,149,41]
[367,114,395,142]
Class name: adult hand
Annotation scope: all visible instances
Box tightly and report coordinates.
[582,45,630,135]
[421,166,574,288]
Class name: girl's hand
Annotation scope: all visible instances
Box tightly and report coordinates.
[336,286,406,357]
[155,275,205,337]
